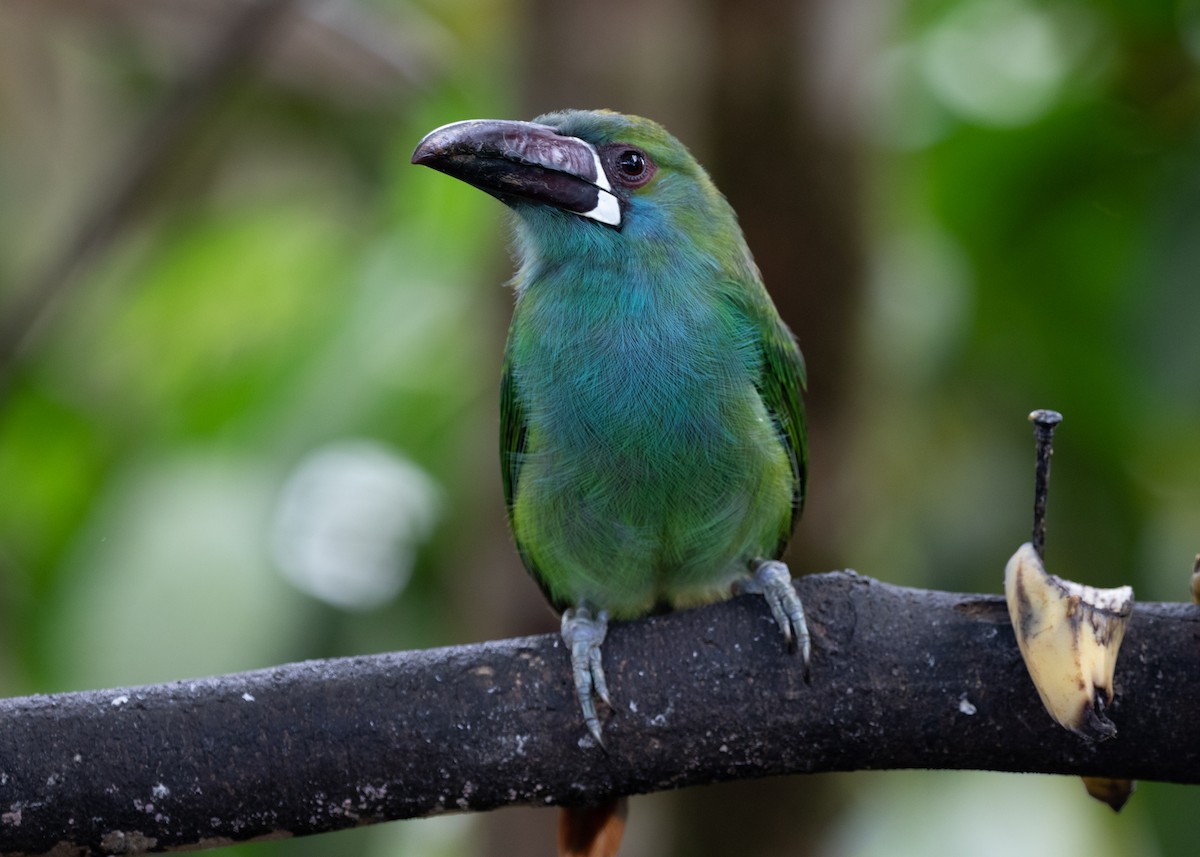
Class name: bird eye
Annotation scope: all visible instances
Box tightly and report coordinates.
[617,150,645,176]
[605,146,655,188]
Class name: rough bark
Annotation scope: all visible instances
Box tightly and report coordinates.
[1,570,1196,855]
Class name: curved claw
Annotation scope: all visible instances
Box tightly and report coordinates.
[561,605,610,745]
[736,560,811,670]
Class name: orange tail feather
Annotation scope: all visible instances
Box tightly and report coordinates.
[558,797,628,857]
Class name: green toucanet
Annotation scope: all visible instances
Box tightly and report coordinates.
[412,109,809,743]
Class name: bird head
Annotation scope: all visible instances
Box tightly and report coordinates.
[411,109,743,264]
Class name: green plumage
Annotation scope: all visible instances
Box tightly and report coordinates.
[498,111,806,618]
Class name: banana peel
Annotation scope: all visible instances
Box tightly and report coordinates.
[1080,776,1135,812]
[1004,542,1133,741]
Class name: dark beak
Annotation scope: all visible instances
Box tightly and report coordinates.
[411,119,621,227]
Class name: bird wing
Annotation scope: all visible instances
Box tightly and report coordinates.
[500,347,527,518]
[759,312,808,528]
[502,347,566,605]
[723,281,808,547]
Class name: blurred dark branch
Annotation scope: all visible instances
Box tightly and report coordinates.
[2,571,1197,855]
[0,0,295,398]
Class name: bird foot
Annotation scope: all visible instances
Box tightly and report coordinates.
[560,605,611,745]
[735,560,811,670]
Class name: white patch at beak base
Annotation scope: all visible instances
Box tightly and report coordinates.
[581,189,621,226]
[573,143,621,226]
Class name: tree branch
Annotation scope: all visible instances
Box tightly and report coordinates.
[2,570,1197,855]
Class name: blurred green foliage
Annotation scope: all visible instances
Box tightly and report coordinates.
[0,0,1198,856]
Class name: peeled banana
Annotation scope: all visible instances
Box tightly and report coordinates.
[1004,541,1133,741]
